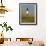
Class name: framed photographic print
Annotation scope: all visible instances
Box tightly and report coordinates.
[19,3,37,25]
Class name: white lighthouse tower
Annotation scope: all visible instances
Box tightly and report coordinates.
[26,8,29,16]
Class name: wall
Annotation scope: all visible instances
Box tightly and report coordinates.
[0,0,46,45]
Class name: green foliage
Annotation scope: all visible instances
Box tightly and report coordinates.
[0,22,13,32]
[22,15,35,23]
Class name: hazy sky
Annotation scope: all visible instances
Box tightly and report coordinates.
[20,3,36,16]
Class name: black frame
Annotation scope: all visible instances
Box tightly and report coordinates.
[19,3,37,25]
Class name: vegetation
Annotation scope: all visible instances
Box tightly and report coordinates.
[21,15,35,23]
[0,22,13,32]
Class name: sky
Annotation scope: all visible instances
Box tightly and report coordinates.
[20,3,36,16]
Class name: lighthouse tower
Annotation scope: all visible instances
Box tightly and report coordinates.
[26,8,29,16]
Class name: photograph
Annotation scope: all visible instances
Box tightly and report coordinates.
[19,3,37,25]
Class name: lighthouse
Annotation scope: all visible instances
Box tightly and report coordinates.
[26,8,29,16]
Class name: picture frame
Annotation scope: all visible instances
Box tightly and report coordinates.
[19,3,37,25]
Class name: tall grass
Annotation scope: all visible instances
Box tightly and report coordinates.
[21,15,35,23]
